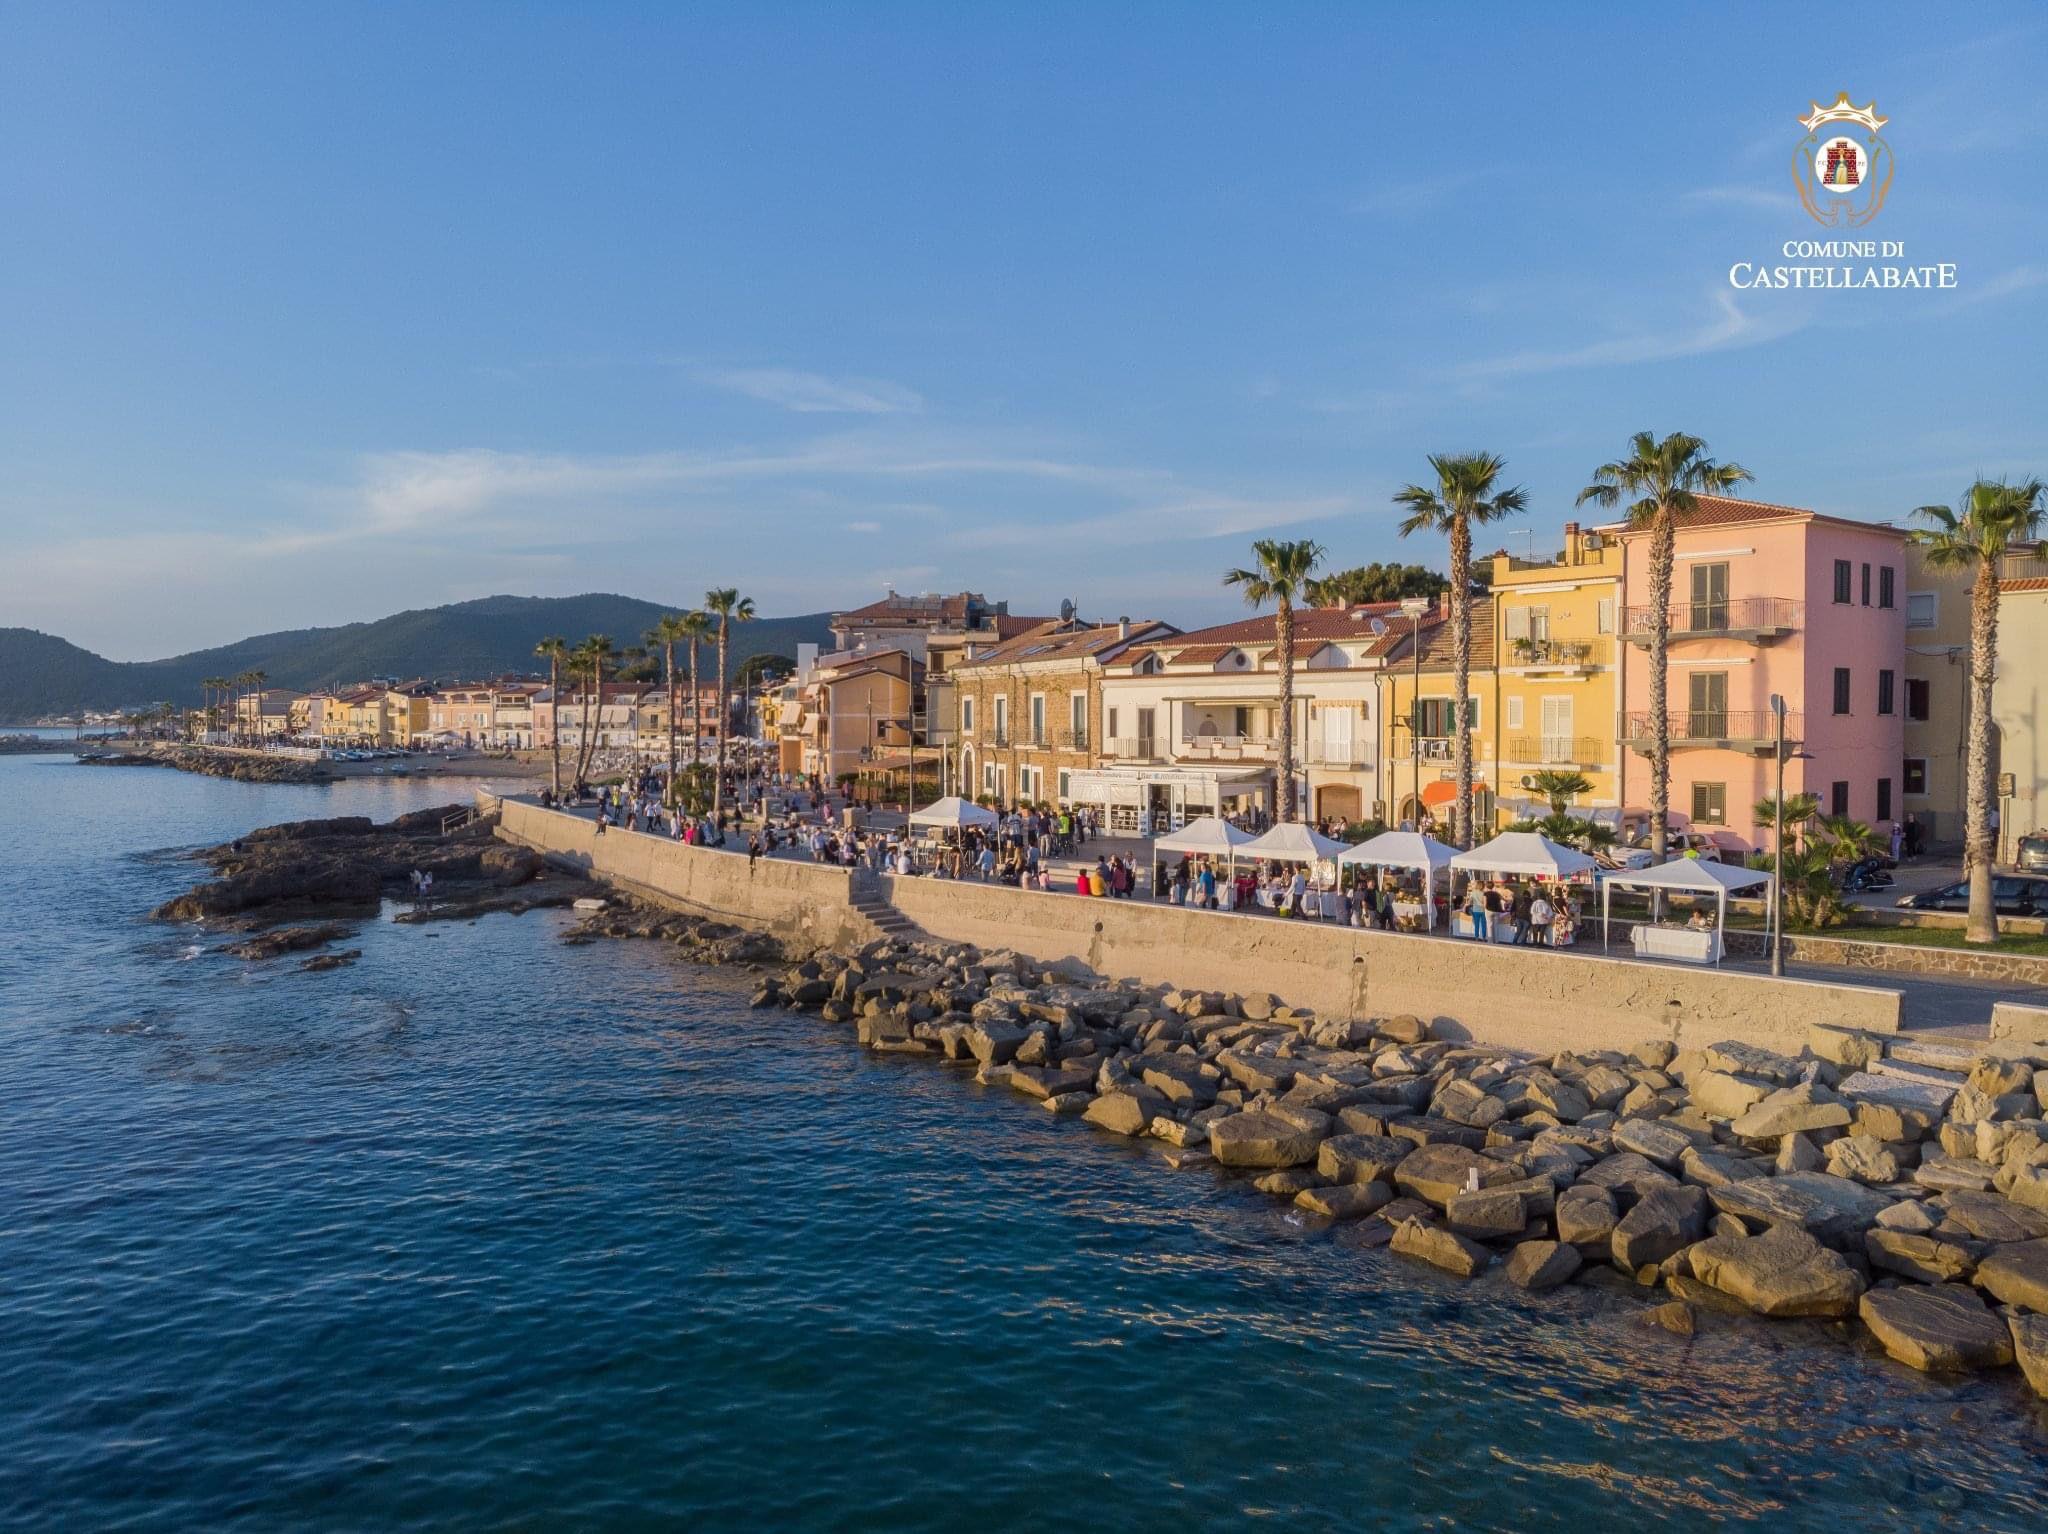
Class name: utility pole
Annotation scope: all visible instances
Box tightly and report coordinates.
[1401,596,1430,827]
[1770,693,1786,976]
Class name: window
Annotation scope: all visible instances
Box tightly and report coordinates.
[1904,758,1928,795]
[1878,669,1895,715]
[1596,597,1616,634]
[1691,782,1727,825]
[1879,566,1896,608]
[1877,777,1893,822]
[1029,694,1045,746]
[1415,697,1479,736]
[1904,678,1930,721]
[1833,667,1852,715]
[1690,563,1729,631]
[1905,591,1936,629]
[1833,559,1853,604]
[1687,671,1728,735]
[1860,562,1872,606]
[1831,780,1850,816]
[1057,769,1071,802]
[1069,692,1086,745]
[993,697,1008,738]
[961,697,974,732]
[1505,696,1524,730]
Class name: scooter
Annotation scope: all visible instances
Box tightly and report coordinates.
[1840,856,1894,893]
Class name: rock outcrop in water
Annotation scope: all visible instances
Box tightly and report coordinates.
[80,745,335,783]
[573,893,2048,1405]
[154,807,600,928]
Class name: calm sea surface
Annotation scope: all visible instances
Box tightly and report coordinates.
[1,751,2044,1531]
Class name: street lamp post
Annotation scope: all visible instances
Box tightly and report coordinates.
[1770,693,1786,976]
[1400,596,1431,828]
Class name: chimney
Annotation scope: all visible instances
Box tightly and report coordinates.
[1118,617,1130,639]
[1563,520,1581,564]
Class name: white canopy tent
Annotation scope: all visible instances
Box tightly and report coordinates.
[1240,822,1349,865]
[908,795,1000,831]
[1447,831,1598,881]
[1599,857,1773,966]
[1152,815,1256,857]
[1150,814,1258,897]
[1337,829,1457,930]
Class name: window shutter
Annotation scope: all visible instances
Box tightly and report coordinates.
[1504,606,1531,641]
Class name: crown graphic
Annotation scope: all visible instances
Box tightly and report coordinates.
[1800,92,1888,133]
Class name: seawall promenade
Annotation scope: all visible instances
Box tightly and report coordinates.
[490,796,1901,1054]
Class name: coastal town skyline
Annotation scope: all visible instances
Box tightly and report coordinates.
[6,4,2046,657]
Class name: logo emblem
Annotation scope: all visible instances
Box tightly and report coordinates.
[1793,93,1891,227]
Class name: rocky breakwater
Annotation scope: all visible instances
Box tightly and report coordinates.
[152,806,603,968]
[80,744,334,783]
[698,921,2048,1405]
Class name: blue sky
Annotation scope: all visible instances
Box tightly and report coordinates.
[3,2,2044,658]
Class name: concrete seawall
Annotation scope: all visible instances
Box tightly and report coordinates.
[491,797,1901,1054]
[494,798,879,952]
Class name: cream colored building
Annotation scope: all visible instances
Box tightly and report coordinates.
[1992,575,2048,857]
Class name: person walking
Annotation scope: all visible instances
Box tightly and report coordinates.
[1509,883,1532,944]
[1528,888,1554,947]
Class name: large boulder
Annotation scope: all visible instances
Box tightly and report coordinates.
[1612,1118,1700,1170]
[1447,1187,1527,1241]
[1295,1181,1393,1220]
[1139,1056,1218,1107]
[1207,1107,1331,1168]
[1555,1185,1620,1254]
[1611,1185,1708,1270]
[1505,1239,1582,1291]
[1317,1133,1411,1186]
[966,1022,1029,1068]
[1687,1224,1864,1317]
[1729,1083,1852,1141]
[1707,1172,1891,1246]
[1394,1143,1515,1207]
[1942,1191,2048,1244]
[1974,1238,2048,1311]
[1864,1228,1976,1285]
[1858,1285,2015,1373]
[1082,1088,1164,1137]
[1390,1218,1491,1278]
[2011,1311,2048,1399]
[1577,1151,1678,1206]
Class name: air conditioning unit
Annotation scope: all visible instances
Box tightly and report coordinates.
[1521,774,1537,790]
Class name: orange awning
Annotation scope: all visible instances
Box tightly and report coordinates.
[1421,779,1486,808]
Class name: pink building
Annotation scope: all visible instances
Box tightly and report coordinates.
[1610,496,1907,855]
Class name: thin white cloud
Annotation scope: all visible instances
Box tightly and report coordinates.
[845,519,882,533]
[1447,288,1805,383]
[707,367,924,414]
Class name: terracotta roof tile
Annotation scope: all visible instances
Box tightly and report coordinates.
[954,619,1176,670]
[1597,493,1905,538]
[2001,576,2048,592]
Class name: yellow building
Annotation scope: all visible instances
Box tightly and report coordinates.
[1488,522,1625,823]
[1377,606,1496,830]
[384,685,434,746]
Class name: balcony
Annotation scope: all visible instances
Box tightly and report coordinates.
[1303,742,1371,768]
[1503,635,1612,673]
[988,729,1010,748]
[1622,711,1802,754]
[1623,597,1802,645]
[1107,736,1162,761]
[1178,733,1276,762]
[1056,727,1090,751]
[1506,735,1608,767]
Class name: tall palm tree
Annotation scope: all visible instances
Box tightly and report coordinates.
[246,669,267,743]
[703,589,755,819]
[1910,477,2047,943]
[534,635,568,796]
[648,614,694,796]
[570,635,614,787]
[1576,432,1754,860]
[1395,453,1529,848]
[676,610,714,768]
[232,670,257,745]
[1223,539,1325,823]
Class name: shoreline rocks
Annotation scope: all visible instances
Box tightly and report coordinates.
[520,881,2048,1408]
[80,745,336,783]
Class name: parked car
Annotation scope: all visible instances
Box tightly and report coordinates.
[2016,834,2048,873]
[1899,875,2048,916]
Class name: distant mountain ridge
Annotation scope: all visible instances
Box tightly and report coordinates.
[0,594,834,722]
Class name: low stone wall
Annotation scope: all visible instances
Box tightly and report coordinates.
[882,876,1900,1055]
[1778,932,2048,986]
[1992,1002,2048,1045]
[494,798,877,952]
[490,797,1904,1056]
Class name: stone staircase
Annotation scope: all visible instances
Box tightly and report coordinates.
[850,881,921,940]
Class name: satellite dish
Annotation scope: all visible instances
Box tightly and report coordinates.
[1369,617,1388,636]
[1059,598,1076,623]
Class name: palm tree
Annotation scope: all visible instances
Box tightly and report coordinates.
[1528,768,1593,818]
[200,677,225,740]
[232,670,259,745]
[570,635,614,787]
[1576,432,1754,861]
[1223,539,1325,823]
[1753,792,1821,854]
[1395,453,1529,848]
[703,589,755,820]
[1910,477,2047,942]
[534,636,568,796]
[246,669,267,743]
[676,610,714,768]
[648,614,695,797]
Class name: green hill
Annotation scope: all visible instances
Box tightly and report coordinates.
[0,595,833,722]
